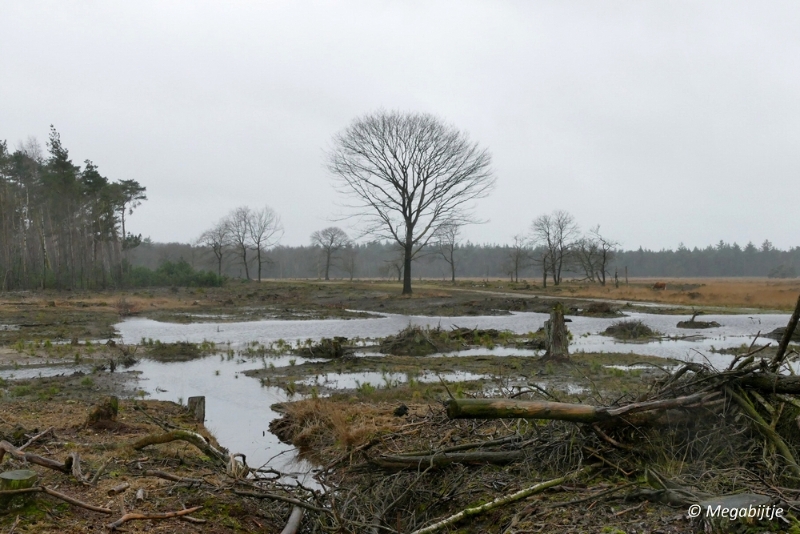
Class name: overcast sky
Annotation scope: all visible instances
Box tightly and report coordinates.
[2,1,798,250]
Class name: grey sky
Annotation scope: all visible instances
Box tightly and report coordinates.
[2,1,798,250]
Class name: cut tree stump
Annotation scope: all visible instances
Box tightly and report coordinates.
[0,470,38,509]
[87,396,119,429]
[544,303,569,361]
[187,396,205,424]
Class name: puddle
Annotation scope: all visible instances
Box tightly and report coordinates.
[130,355,315,482]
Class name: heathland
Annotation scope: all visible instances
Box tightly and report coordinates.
[0,278,799,533]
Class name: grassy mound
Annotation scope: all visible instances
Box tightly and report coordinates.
[603,320,659,340]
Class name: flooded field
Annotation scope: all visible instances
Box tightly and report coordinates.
[96,308,790,472]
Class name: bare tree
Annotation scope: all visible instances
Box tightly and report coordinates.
[588,225,618,286]
[341,243,358,281]
[504,234,530,283]
[531,210,580,286]
[327,110,495,294]
[197,219,229,278]
[434,223,461,283]
[248,206,283,282]
[311,227,351,280]
[225,206,252,280]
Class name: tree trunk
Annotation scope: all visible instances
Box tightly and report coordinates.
[240,246,250,280]
[324,250,331,280]
[544,303,569,361]
[402,239,413,295]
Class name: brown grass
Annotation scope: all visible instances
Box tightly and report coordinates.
[435,277,800,310]
[273,399,405,454]
[563,278,800,310]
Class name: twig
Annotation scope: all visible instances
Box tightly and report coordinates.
[543,482,638,509]
[108,506,203,530]
[18,427,54,451]
[409,467,589,534]
[234,489,331,514]
[144,469,204,485]
[91,459,112,485]
[8,515,20,534]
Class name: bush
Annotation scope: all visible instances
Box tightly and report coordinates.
[603,320,659,340]
[124,259,224,288]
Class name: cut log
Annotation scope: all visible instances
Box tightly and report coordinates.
[448,398,598,423]
[446,392,719,423]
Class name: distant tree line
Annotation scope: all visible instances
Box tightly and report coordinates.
[132,231,800,283]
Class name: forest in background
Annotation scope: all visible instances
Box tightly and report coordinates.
[3,129,798,291]
[129,238,800,283]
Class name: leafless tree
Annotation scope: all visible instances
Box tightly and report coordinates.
[341,243,358,281]
[433,223,461,283]
[197,219,229,277]
[327,110,495,294]
[575,225,618,286]
[531,210,580,286]
[248,206,283,282]
[504,234,530,283]
[225,206,252,280]
[311,227,351,280]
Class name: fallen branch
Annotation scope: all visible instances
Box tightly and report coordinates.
[373,450,524,470]
[0,440,69,474]
[446,392,719,423]
[131,430,227,463]
[397,434,522,457]
[409,467,588,534]
[233,489,331,515]
[91,459,112,486]
[18,427,54,451]
[0,486,112,514]
[108,506,203,530]
[280,506,304,534]
[770,293,800,372]
[144,469,204,485]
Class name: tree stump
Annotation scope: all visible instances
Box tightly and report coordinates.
[544,303,569,361]
[87,396,119,429]
[187,396,205,424]
[0,469,38,510]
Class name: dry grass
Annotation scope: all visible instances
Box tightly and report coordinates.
[272,399,407,455]
[439,277,800,310]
